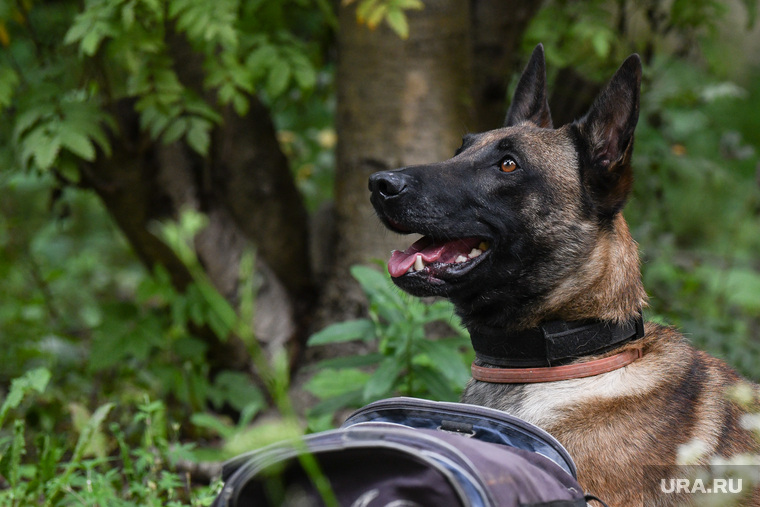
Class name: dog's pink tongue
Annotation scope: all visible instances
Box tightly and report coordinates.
[388,236,480,277]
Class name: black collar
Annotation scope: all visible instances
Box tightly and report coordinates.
[470,313,645,368]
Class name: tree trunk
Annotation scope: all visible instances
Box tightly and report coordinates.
[318,0,473,323]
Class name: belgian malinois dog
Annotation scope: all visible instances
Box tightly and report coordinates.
[368,45,759,505]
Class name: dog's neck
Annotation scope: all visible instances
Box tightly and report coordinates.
[532,214,647,327]
[458,214,647,364]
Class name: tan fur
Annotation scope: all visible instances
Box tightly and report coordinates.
[538,214,647,324]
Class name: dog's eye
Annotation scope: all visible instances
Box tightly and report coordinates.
[500,158,519,173]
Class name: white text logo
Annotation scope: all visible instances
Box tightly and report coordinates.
[660,478,743,494]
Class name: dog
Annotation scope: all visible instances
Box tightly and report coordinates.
[368,44,759,505]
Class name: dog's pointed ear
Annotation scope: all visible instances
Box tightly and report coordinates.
[504,44,553,128]
[576,54,642,219]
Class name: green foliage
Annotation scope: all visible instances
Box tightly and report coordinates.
[13,93,115,179]
[305,265,473,426]
[0,374,220,506]
[629,59,760,379]
[525,1,618,76]
[1,0,329,177]
[525,0,758,80]
[0,196,300,502]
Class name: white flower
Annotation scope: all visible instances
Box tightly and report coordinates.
[677,438,709,465]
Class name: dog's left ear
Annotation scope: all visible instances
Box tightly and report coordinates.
[504,44,553,128]
[576,54,642,219]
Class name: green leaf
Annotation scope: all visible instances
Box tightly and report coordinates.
[69,402,110,458]
[0,66,19,110]
[32,434,60,491]
[365,4,388,29]
[0,368,51,429]
[186,118,211,155]
[247,44,278,80]
[59,127,96,161]
[415,367,459,401]
[232,92,250,116]
[308,389,365,417]
[414,339,470,387]
[590,30,611,59]
[312,352,384,370]
[394,0,424,9]
[363,358,404,400]
[308,319,375,345]
[34,136,61,171]
[154,68,184,97]
[81,27,106,56]
[209,371,265,413]
[267,59,291,98]
[70,402,114,465]
[13,104,55,143]
[63,17,90,46]
[162,117,188,144]
[305,368,371,400]
[223,418,303,457]
[351,265,404,307]
[194,279,237,338]
[190,413,234,438]
[90,307,163,369]
[385,8,410,39]
[289,52,317,91]
[356,0,381,21]
[0,420,26,488]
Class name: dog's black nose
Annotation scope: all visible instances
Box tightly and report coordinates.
[368,171,408,198]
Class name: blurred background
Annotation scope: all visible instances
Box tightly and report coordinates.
[1,0,759,502]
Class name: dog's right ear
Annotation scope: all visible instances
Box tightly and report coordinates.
[504,44,553,129]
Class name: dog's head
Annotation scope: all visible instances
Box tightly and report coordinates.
[368,45,645,329]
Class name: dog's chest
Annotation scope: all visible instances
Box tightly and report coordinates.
[462,367,647,429]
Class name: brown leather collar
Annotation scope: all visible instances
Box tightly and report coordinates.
[471,347,643,384]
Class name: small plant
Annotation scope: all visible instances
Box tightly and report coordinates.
[305,264,472,426]
[0,368,221,506]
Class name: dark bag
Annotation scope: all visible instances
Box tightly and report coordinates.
[212,397,593,507]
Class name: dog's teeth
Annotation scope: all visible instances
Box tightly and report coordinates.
[455,255,468,263]
[414,254,424,271]
[468,248,482,259]
[407,265,415,273]
[478,241,489,251]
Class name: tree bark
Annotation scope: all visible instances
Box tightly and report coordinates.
[319,0,473,322]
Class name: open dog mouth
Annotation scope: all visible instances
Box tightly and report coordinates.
[388,236,491,279]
